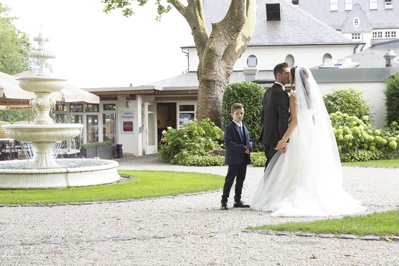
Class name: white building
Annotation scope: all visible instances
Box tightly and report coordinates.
[82,0,396,156]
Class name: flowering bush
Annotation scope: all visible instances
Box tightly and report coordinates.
[159,118,224,165]
[330,112,399,161]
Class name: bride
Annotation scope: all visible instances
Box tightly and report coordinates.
[251,65,366,216]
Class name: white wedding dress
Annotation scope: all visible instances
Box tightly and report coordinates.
[251,66,366,217]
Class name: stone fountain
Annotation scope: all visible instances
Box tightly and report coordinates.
[0,33,120,189]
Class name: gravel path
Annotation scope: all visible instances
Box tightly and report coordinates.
[1,155,399,265]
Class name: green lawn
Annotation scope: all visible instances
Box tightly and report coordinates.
[249,159,399,236]
[249,210,399,236]
[0,170,224,205]
[342,159,399,168]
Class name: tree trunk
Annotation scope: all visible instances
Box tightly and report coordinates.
[171,0,257,126]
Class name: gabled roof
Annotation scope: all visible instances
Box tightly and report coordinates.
[250,0,358,46]
[198,0,359,48]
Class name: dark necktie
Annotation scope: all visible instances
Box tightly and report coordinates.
[238,126,244,143]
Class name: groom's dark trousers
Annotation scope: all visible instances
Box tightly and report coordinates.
[222,121,252,203]
[259,83,290,171]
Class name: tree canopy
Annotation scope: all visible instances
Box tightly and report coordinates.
[0,2,31,75]
[102,0,256,126]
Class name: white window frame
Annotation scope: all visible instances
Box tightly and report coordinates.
[100,101,118,144]
[385,0,393,9]
[330,0,338,11]
[370,0,378,10]
[352,33,361,40]
[353,17,360,27]
[177,102,197,129]
[345,0,353,10]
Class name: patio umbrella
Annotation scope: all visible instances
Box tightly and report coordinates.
[13,70,100,104]
[0,71,35,100]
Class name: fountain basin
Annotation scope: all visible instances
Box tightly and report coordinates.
[0,159,120,189]
[3,124,83,142]
[17,76,66,93]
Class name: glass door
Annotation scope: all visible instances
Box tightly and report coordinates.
[144,102,157,154]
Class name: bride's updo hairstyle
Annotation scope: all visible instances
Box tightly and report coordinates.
[295,66,312,109]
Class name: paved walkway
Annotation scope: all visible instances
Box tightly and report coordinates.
[1,155,399,265]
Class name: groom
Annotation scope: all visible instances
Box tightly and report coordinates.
[259,62,291,170]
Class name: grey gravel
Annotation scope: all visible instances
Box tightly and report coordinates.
[1,155,399,265]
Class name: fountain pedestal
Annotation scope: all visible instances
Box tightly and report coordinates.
[0,32,120,189]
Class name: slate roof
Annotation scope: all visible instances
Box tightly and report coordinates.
[347,39,399,68]
[198,0,358,48]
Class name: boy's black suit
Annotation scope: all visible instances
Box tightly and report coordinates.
[259,83,290,169]
[222,121,252,203]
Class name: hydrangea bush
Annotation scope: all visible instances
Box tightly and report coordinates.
[330,112,399,161]
[159,118,224,166]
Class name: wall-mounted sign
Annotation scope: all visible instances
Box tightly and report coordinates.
[121,110,134,133]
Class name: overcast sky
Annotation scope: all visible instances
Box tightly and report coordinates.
[2,0,193,88]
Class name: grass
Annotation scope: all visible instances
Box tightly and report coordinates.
[342,158,399,168]
[0,170,224,205]
[248,158,399,236]
[248,210,399,236]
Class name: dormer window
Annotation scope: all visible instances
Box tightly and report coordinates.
[353,17,360,27]
[266,3,281,21]
[385,0,393,9]
[247,55,258,67]
[370,0,378,10]
[345,0,353,10]
[330,0,338,11]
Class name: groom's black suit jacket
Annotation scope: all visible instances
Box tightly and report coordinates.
[260,83,290,147]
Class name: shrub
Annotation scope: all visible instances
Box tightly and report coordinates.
[251,152,267,167]
[323,88,374,121]
[81,141,112,149]
[330,112,399,161]
[158,118,224,165]
[173,154,225,166]
[222,81,264,152]
[385,73,399,126]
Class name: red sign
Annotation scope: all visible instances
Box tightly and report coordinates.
[123,121,133,132]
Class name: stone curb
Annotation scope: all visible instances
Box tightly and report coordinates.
[0,189,221,208]
[1,230,397,248]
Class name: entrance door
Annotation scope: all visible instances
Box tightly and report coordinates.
[144,102,157,154]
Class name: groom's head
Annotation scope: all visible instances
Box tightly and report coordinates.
[274,62,290,86]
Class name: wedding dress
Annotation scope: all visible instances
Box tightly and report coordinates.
[251,66,366,217]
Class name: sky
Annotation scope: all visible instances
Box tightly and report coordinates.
[1,0,193,88]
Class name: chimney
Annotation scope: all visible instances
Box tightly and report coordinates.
[384,50,396,67]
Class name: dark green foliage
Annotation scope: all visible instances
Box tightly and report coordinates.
[0,3,31,75]
[323,88,374,120]
[222,82,264,152]
[384,73,399,126]
[174,154,225,166]
[340,149,392,162]
[0,110,33,123]
[159,118,224,165]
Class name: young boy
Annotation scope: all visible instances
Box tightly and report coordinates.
[221,103,252,210]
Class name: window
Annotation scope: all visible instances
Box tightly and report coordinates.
[285,54,295,67]
[370,0,378,10]
[353,17,360,27]
[385,0,393,9]
[266,3,281,21]
[372,31,383,38]
[385,31,397,38]
[70,103,84,112]
[85,104,99,112]
[103,103,116,111]
[322,53,332,63]
[86,115,99,143]
[247,55,258,67]
[178,104,196,127]
[352,33,361,40]
[330,0,338,11]
[345,0,353,10]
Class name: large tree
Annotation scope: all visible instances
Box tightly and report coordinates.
[0,3,31,75]
[102,0,256,126]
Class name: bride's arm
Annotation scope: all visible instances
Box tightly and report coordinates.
[275,95,298,151]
